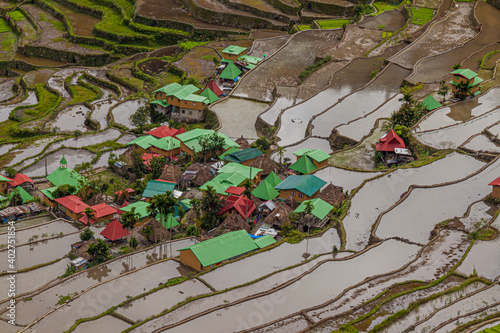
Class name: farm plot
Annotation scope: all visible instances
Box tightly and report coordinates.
[0,19,16,61]
[0,219,78,246]
[343,152,484,251]
[247,35,290,58]
[21,148,95,177]
[90,99,119,129]
[47,68,86,98]
[46,129,122,152]
[173,46,220,81]
[0,79,17,103]
[47,105,91,132]
[212,98,269,139]
[322,26,383,60]
[276,57,376,146]
[310,64,410,138]
[408,1,500,83]
[45,0,99,37]
[415,108,500,149]
[376,158,500,244]
[0,91,38,123]
[458,201,495,232]
[24,69,57,88]
[313,166,380,193]
[458,231,500,279]
[390,3,476,69]
[463,134,500,153]
[111,99,148,129]
[259,86,296,126]
[360,10,407,32]
[232,30,342,102]
[295,60,348,103]
[6,136,62,167]
[72,315,130,333]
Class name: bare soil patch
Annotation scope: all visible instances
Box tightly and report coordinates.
[247,35,289,58]
[174,46,219,81]
[138,58,169,75]
[360,10,406,32]
[47,0,99,37]
[322,26,382,60]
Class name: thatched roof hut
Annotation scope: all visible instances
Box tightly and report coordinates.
[159,163,183,183]
[235,137,250,149]
[185,164,215,187]
[84,194,106,207]
[220,212,251,232]
[262,202,293,227]
[74,239,96,260]
[318,184,345,206]
[136,218,170,243]
[284,197,299,210]
[250,155,277,176]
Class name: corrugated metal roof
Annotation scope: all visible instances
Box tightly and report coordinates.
[119,201,150,218]
[294,198,333,220]
[264,172,282,188]
[172,85,199,100]
[275,175,326,197]
[179,230,258,267]
[222,45,247,55]
[142,180,177,198]
[293,149,330,162]
[224,148,262,163]
[47,167,86,189]
[422,94,442,111]
[200,87,219,104]
[254,235,276,248]
[252,180,279,201]
[218,163,262,179]
[150,136,180,151]
[126,135,158,149]
[219,63,242,80]
[451,68,478,80]
[290,156,317,174]
[153,82,182,95]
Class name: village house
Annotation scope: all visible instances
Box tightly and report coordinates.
[237,55,262,71]
[0,175,10,194]
[176,128,240,160]
[100,218,130,242]
[290,155,317,174]
[200,163,262,196]
[422,94,442,112]
[126,135,158,154]
[221,45,248,61]
[275,175,326,203]
[218,195,256,220]
[223,148,263,166]
[294,198,334,230]
[8,173,34,191]
[178,229,275,271]
[375,129,412,165]
[149,136,181,159]
[489,177,500,199]
[251,172,282,201]
[145,125,186,139]
[54,195,89,221]
[142,180,177,202]
[79,203,118,225]
[219,62,242,84]
[449,68,483,99]
[119,201,152,227]
[199,87,220,105]
[205,81,224,97]
[293,148,330,169]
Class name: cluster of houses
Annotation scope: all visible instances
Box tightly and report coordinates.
[150,45,262,122]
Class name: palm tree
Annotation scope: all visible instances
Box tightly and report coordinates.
[242,179,252,199]
[455,81,472,101]
[399,93,414,106]
[148,192,181,257]
[10,193,22,207]
[82,207,96,227]
[121,207,140,229]
[304,201,314,234]
[86,239,110,263]
[276,146,286,172]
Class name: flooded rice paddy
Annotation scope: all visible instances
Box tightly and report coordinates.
[458,227,500,279]
[72,315,130,333]
[0,91,38,123]
[111,99,147,128]
[259,86,296,126]
[6,136,62,167]
[464,134,500,152]
[0,214,54,232]
[21,148,95,178]
[0,219,78,246]
[48,105,91,132]
[344,152,484,250]
[91,99,119,128]
[271,137,332,161]
[313,166,380,193]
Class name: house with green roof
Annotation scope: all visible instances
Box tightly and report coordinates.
[238,55,262,68]
[200,163,263,195]
[293,148,330,168]
[151,83,210,121]
[176,129,240,160]
[218,163,263,183]
[0,174,10,194]
[219,62,242,82]
[8,186,34,205]
[178,229,275,271]
[153,82,182,100]
[199,87,219,104]
[119,201,153,226]
[450,68,483,99]
[275,175,326,202]
[290,156,317,174]
[221,45,247,61]
[294,198,333,229]
[422,94,442,111]
[252,180,280,201]
[223,148,263,166]
[142,180,177,201]
[46,156,87,190]
[149,136,181,158]
[264,172,282,188]
[126,135,158,153]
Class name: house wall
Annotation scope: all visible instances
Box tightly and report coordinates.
[241,158,259,167]
[175,108,204,121]
[492,185,500,199]
[0,181,8,194]
[179,100,205,111]
[180,142,195,157]
[150,146,182,158]
[95,214,115,224]
[154,92,166,100]
[57,204,83,220]
[43,196,57,208]
[278,188,320,202]
[223,52,245,61]
[179,249,205,271]
[313,160,328,169]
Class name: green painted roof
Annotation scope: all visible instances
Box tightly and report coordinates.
[9,186,34,204]
[172,85,199,100]
[142,180,177,198]
[222,45,247,55]
[219,63,242,81]
[41,186,58,200]
[293,149,330,163]
[218,163,262,180]
[183,93,208,104]
[238,55,262,65]
[223,148,263,163]
[159,214,179,229]
[60,156,67,165]
[177,129,240,153]
[0,175,10,182]
[422,94,442,111]
[219,146,239,160]
[264,172,282,188]
[46,167,86,189]
[451,68,478,80]
[150,100,170,107]
[150,136,180,151]
[472,76,484,86]
[254,235,276,249]
[153,82,182,95]
[200,87,219,104]
[180,199,193,210]
[294,198,333,220]
[290,156,317,174]
[252,180,279,201]
[176,128,212,142]
[179,230,258,267]
[127,135,158,149]
[119,201,150,219]
[473,90,481,96]
[275,175,326,197]
[199,181,231,196]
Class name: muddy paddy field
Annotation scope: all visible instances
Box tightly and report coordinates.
[0,0,500,331]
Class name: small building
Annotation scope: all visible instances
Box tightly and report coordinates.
[0,175,10,194]
[178,229,274,271]
[223,148,263,166]
[275,175,326,203]
[489,177,500,199]
[114,188,135,201]
[218,195,256,219]
[290,156,317,174]
[149,136,181,159]
[294,198,334,229]
[318,184,345,207]
[252,179,280,201]
[199,87,220,105]
[261,202,293,230]
[8,173,34,190]
[225,186,245,196]
[69,257,88,270]
[205,81,224,97]
[249,155,278,177]
[46,156,88,199]
[0,205,29,223]
[221,45,248,61]
[176,128,240,160]
[293,148,330,169]
[142,180,177,201]
[219,62,242,82]
[126,135,158,153]
[422,94,442,111]
[151,83,210,122]
[218,163,263,184]
[100,218,131,242]
[119,201,152,226]
[7,186,34,206]
[54,195,90,221]
[79,203,118,225]
[146,125,186,139]
[153,82,182,101]
[449,68,483,99]
[237,55,262,71]
[375,129,412,165]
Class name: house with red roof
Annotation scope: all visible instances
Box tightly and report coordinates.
[375,129,412,165]
[54,195,89,220]
[100,218,130,241]
[114,188,135,200]
[79,203,118,225]
[218,195,256,220]
[489,177,500,199]
[8,173,34,190]
[225,186,245,196]
[206,80,224,97]
[146,125,186,139]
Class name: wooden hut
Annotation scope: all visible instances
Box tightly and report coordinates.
[235,137,250,149]
[220,212,251,233]
[250,155,277,177]
[185,164,215,187]
[160,163,183,183]
[262,202,293,230]
[318,184,345,206]
[137,218,170,243]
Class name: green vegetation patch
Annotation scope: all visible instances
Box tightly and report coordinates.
[382,31,393,39]
[373,1,399,14]
[16,84,60,120]
[316,19,350,29]
[410,7,434,25]
[7,11,26,21]
[296,24,310,31]
[69,85,99,104]
[1,33,16,52]
[39,12,65,32]
[178,41,209,52]
[0,19,11,33]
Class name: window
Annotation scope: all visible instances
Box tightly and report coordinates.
[298,192,304,198]
[182,110,185,114]
[189,111,193,115]
[291,191,295,197]
[193,102,196,105]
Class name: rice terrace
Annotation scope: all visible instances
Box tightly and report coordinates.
[0,0,499,331]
